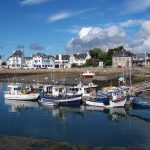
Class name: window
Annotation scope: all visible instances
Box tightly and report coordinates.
[16,64,20,67]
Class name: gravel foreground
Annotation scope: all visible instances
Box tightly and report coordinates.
[0,135,144,150]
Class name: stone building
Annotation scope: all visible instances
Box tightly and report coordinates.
[112,50,135,68]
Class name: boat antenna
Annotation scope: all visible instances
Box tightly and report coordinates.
[13,69,17,84]
[6,68,10,84]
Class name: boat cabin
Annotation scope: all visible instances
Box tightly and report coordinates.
[43,85,66,96]
[81,70,95,79]
[68,82,98,96]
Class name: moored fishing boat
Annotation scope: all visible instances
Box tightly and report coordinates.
[81,70,95,79]
[40,85,82,106]
[132,98,150,109]
[39,94,82,106]
[86,92,127,108]
[67,82,98,98]
[4,84,39,101]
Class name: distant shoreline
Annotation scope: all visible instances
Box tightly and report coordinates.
[0,67,150,87]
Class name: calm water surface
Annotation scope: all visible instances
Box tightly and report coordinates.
[0,83,150,149]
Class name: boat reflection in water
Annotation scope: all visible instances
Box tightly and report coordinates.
[40,104,127,122]
[81,105,126,121]
[6,98,148,124]
[47,106,85,120]
[106,107,126,121]
[4,99,39,112]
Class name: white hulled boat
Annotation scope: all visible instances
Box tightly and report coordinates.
[86,92,127,108]
[67,82,98,97]
[4,84,39,101]
[81,70,95,78]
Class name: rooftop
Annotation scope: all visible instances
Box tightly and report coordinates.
[113,50,135,57]
[73,53,88,59]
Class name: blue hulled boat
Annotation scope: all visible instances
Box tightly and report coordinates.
[39,94,82,106]
[132,98,150,109]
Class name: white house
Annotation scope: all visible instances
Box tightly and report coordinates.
[7,50,24,69]
[54,54,70,68]
[24,57,34,69]
[0,55,2,68]
[69,52,91,66]
[32,53,55,69]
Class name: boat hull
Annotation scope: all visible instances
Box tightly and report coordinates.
[86,99,126,108]
[132,99,150,109]
[106,99,127,108]
[86,100,105,107]
[39,98,58,106]
[40,95,82,106]
[4,93,39,101]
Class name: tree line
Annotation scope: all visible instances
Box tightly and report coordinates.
[72,46,124,68]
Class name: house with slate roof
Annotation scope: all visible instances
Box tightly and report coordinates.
[54,54,70,68]
[32,53,55,69]
[7,50,24,69]
[69,52,91,66]
[24,57,34,69]
[112,50,135,68]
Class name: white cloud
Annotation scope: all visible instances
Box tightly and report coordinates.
[130,20,150,52]
[79,27,92,39]
[54,26,80,34]
[124,0,150,14]
[143,38,150,48]
[48,7,98,23]
[48,12,72,22]
[141,20,150,33]
[65,26,127,53]
[107,26,126,37]
[20,0,49,6]
[65,20,150,54]
[120,19,143,27]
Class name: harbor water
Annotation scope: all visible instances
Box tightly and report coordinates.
[0,83,150,149]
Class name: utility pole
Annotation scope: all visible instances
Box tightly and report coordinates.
[145,50,147,67]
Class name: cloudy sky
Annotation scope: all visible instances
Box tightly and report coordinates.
[0,0,150,59]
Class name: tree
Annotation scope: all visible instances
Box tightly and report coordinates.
[87,48,107,67]
[105,46,125,66]
[87,46,125,67]
[85,58,99,67]
[71,63,80,68]
[89,48,104,58]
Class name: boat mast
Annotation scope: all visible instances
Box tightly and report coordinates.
[123,51,125,86]
[129,64,132,86]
